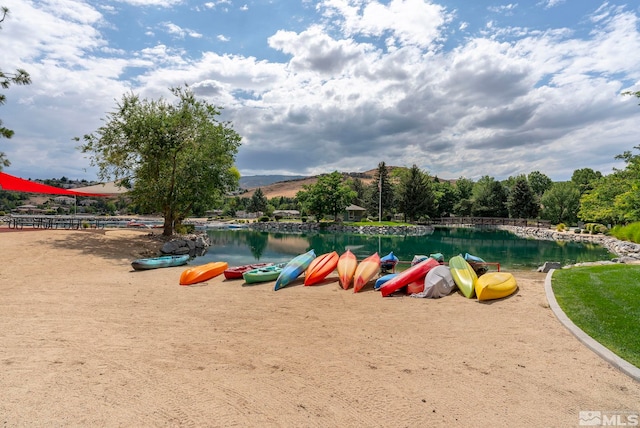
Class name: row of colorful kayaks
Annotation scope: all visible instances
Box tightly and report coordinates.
[153,249,517,301]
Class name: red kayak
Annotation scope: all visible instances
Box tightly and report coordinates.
[304,251,339,286]
[379,258,440,297]
[223,263,272,280]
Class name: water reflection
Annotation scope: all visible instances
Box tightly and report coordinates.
[200,227,615,270]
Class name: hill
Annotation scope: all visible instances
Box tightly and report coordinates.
[238,174,307,189]
[240,167,408,199]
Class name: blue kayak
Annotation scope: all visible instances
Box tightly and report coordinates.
[274,249,316,290]
[131,254,190,271]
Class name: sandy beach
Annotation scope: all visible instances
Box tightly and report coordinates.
[1,228,638,427]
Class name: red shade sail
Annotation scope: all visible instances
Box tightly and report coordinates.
[0,172,109,197]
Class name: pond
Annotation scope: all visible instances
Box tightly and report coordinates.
[197,227,615,270]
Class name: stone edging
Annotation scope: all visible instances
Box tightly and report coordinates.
[544,269,640,381]
[248,221,434,236]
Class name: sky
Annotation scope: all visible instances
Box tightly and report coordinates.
[1,0,640,183]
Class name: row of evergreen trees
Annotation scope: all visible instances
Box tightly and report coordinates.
[228,162,606,226]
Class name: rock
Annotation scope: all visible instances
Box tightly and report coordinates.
[160,240,183,254]
[159,233,210,258]
[537,261,562,273]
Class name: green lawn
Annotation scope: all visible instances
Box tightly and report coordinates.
[552,265,640,368]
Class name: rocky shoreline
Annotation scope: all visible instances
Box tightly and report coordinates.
[495,225,640,264]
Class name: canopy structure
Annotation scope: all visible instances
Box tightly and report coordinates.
[0,172,109,197]
[73,180,129,195]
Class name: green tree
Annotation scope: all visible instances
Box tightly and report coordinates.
[348,177,367,207]
[296,171,356,221]
[578,172,629,224]
[453,177,474,216]
[79,86,241,236]
[396,165,434,222]
[471,176,508,217]
[578,145,640,224]
[367,161,395,220]
[434,180,457,218]
[506,175,539,219]
[249,188,268,213]
[527,171,553,197]
[571,168,603,195]
[541,182,581,225]
[0,7,31,170]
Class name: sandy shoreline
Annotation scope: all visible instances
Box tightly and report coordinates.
[1,228,638,427]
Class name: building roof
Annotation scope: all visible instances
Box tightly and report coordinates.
[345,204,366,211]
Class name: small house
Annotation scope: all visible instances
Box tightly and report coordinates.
[343,204,367,222]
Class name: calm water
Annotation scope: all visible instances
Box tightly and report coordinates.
[197,227,615,270]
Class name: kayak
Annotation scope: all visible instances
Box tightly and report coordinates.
[337,250,357,290]
[131,254,189,271]
[380,251,399,272]
[449,255,478,298]
[353,253,380,293]
[304,251,339,286]
[475,272,517,301]
[243,263,286,284]
[224,263,272,280]
[379,257,440,297]
[274,250,316,291]
[374,273,397,290]
[179,261,228,286]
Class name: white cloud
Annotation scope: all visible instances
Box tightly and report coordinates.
[2,0,640,181]
[320,0,452,50]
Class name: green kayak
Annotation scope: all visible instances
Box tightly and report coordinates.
[243,263,286,284]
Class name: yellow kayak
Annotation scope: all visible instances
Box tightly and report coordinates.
[475,272,518,301]
[448,255,477,298]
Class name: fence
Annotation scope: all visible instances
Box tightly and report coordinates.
[429,217,551,228]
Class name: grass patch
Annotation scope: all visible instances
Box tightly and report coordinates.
[552,265,640,368]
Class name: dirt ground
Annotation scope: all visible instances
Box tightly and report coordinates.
[1,228,638,427]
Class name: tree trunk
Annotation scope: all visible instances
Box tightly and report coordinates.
[163,208,174,236]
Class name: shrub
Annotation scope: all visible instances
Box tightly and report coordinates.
[175,224,195,234]
[259,216,270,222]
[574,228,581,234]
[301,216,307,223]
[556,223,566,231]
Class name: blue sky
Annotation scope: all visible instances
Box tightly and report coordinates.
[1,0,640,182]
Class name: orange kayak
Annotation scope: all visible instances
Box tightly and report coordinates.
[304,251,339,286]
[353,253,380,293]
[337,250,357,290]
[179,261,228,285]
